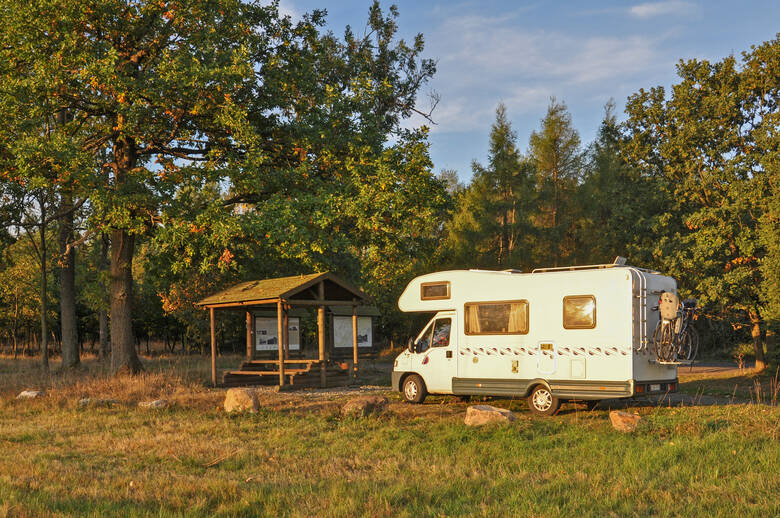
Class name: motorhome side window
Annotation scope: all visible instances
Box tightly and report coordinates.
[563,295,596,329]
[431,318,451,347]
[421,281,450,300]
[464,301,528,335]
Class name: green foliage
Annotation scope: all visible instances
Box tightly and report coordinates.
[529,98,583,266]
[577,100,660,266]
[447,103,536,269]
[621,37,779,326]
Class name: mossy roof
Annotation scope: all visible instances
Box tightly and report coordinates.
[196,272,368,307]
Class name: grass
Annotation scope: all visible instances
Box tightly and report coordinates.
[678,364,780,403]
[1,355,779,517]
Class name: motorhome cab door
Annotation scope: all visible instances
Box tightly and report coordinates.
[411,312,456,393]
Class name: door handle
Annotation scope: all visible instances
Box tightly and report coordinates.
[446,350,452,358]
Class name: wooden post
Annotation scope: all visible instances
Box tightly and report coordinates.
[318,281,326,387]
[246,311,253,360]
[210,307,217,387]
[352,303,358,382]
[277,300,285,386]
[283,306,289,360]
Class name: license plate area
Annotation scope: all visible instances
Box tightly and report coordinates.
[650,383,661,392]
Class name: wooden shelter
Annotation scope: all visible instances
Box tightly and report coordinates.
[196,272,370,387]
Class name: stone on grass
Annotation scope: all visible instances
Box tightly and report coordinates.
[224,388,259,413]
[464,405,517,426]
[609,410,643,432]
[78,397,119,408]
[340,395,388,417]
[138,399,169,409]
[16,390,44,400]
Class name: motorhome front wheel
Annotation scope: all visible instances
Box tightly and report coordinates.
[528,385,560,416]
[402,374,427,404]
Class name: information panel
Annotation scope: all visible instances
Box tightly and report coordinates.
[255,317,300,351]
[333,316,372,348]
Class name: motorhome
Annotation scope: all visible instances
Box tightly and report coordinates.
[391,261,681,415]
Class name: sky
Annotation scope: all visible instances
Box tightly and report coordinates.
[280,0,779,182]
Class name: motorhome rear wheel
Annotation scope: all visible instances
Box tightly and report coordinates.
[528,385,560,416]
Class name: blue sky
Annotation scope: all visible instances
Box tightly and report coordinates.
[281,1,779,182]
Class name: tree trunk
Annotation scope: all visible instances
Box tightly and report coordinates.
[749,310,766,372]
[59,191,80,368]
[99,234,110,361]
[99,309,109,360]
[766,328,776,357]
[39,217,49,372]
[110,229,142,374]
[109,132,142,374]
[12,289,19,359]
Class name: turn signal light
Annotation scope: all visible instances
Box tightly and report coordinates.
[669,383,676,391]
[635,385,645,393]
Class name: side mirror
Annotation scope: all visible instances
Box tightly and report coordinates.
[407,337,414,352]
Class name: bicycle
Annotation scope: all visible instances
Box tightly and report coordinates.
[653,292,698,362]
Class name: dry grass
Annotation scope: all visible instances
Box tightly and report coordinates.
[1,356,779,517]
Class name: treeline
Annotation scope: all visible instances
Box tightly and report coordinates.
[0,1,776,373]
[438,38,779,368]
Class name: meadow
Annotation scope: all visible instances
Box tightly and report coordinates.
[1,355,778,517]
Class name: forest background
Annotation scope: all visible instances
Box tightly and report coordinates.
[0,0,777,374]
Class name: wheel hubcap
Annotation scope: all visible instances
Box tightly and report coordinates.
[533,389,552,411]
[404,381,418,400]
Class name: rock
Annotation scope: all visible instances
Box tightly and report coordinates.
[609,410,643,432]
[464,405,517,426]
[16,390,43,400]
[138,399,169,409]
[224,388,259,413]
[78,397,119,408]
[340,395,388,417]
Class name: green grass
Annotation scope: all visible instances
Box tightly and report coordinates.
[1,356,779,517]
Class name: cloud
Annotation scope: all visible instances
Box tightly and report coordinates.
[628,1,696,19]
[420,13,670,133]
[264,0,299,21]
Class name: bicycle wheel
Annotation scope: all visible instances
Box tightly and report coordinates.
[662,324,677,361]
[683,326,699,361]
[677,327,693,360]
[653,322,663,358]
[654,322,675,362]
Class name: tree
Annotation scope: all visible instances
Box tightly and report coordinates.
[134,1,444,346]
[622,36,779,369]
[528,98,583,266]
[448,104,535,269]
[437,169,464,196]
[0,0,316,373]
[577,100,660,266]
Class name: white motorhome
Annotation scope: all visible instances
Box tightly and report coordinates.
[391,262,680,415]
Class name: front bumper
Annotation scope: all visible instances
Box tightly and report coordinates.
[391,371,403,392]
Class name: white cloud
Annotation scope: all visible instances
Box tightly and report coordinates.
[420,13,670,133]
[265,0,299,21]
[628,1,696,19]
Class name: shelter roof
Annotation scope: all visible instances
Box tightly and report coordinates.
[196,272,369,308]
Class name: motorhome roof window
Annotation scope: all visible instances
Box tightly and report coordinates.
[563,295,596,329]
[465,300,528,335]
[421,281,450,300]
